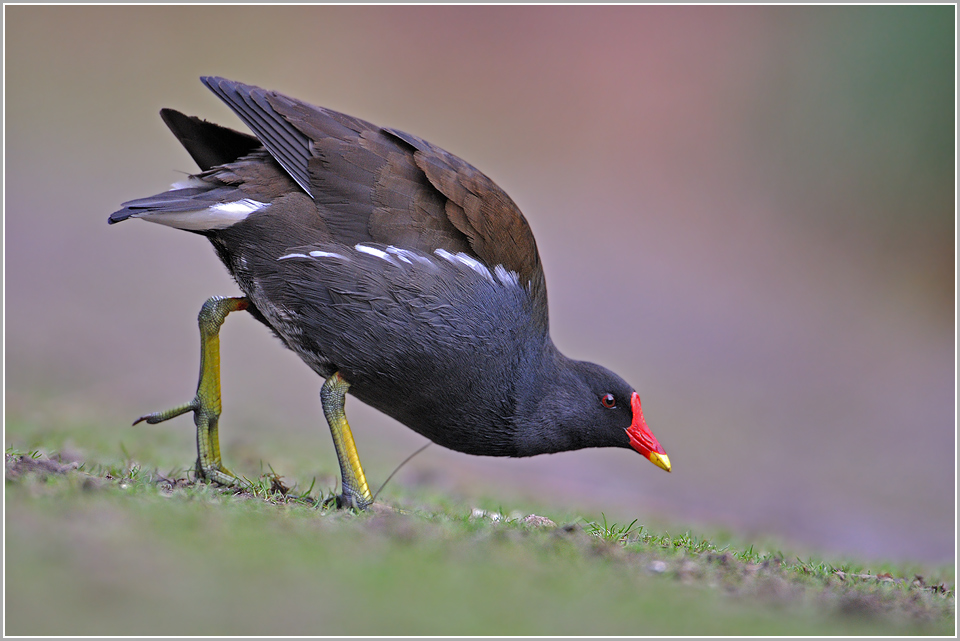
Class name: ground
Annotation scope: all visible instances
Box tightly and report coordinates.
[5,449,954,636]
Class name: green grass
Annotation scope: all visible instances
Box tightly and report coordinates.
[5,416,955,636]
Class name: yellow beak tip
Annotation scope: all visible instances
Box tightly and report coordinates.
[649,452,671,473]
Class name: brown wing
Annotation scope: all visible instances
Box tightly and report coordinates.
[200,76,547,317]
[381,127,545,303]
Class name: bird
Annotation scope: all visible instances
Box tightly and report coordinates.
[109,77,670,509]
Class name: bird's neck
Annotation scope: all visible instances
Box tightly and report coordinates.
[510,340,582,456]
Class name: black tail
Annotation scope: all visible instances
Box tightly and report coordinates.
[159,108,261,172]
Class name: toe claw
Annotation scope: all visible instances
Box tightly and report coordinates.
[133,402,197,426]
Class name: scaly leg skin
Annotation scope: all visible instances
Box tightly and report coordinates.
[134,296,250,489]
[321,372,373,510]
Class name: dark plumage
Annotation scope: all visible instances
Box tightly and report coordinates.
[110,77,670,505]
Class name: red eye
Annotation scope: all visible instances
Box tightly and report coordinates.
[600,393,617,409]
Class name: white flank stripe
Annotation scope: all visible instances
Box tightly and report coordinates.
[277,250,348,262]
[494,265,520,287]
[355,244,398,265]
[386,246,435,267]
[309,250,348,260]
[434,248,494,283]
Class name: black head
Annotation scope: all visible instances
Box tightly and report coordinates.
[513,353,671,471]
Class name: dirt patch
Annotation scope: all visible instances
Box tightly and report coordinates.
[5,452,80,479]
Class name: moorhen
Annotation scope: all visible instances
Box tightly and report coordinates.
[109,77,670,509]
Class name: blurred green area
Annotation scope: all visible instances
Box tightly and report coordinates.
[749,6,954,254]
[5,417,954,636]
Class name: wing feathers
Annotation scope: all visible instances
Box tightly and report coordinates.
[197,77,546,318]
[383,128,542,292]
[201,76,313,196]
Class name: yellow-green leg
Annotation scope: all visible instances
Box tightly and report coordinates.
[321,372,373,510]
[134,295,250,488]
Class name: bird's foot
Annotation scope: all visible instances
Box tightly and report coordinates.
[321,372,374,510]
[134,396,250,490]
[133,295,251,490]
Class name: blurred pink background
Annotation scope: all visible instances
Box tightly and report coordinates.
[5,6,954,563]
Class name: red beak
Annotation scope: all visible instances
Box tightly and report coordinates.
[625,392,671,472]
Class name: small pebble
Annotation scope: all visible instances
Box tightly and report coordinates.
[649,560,668,574]
[521,514,557,528]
